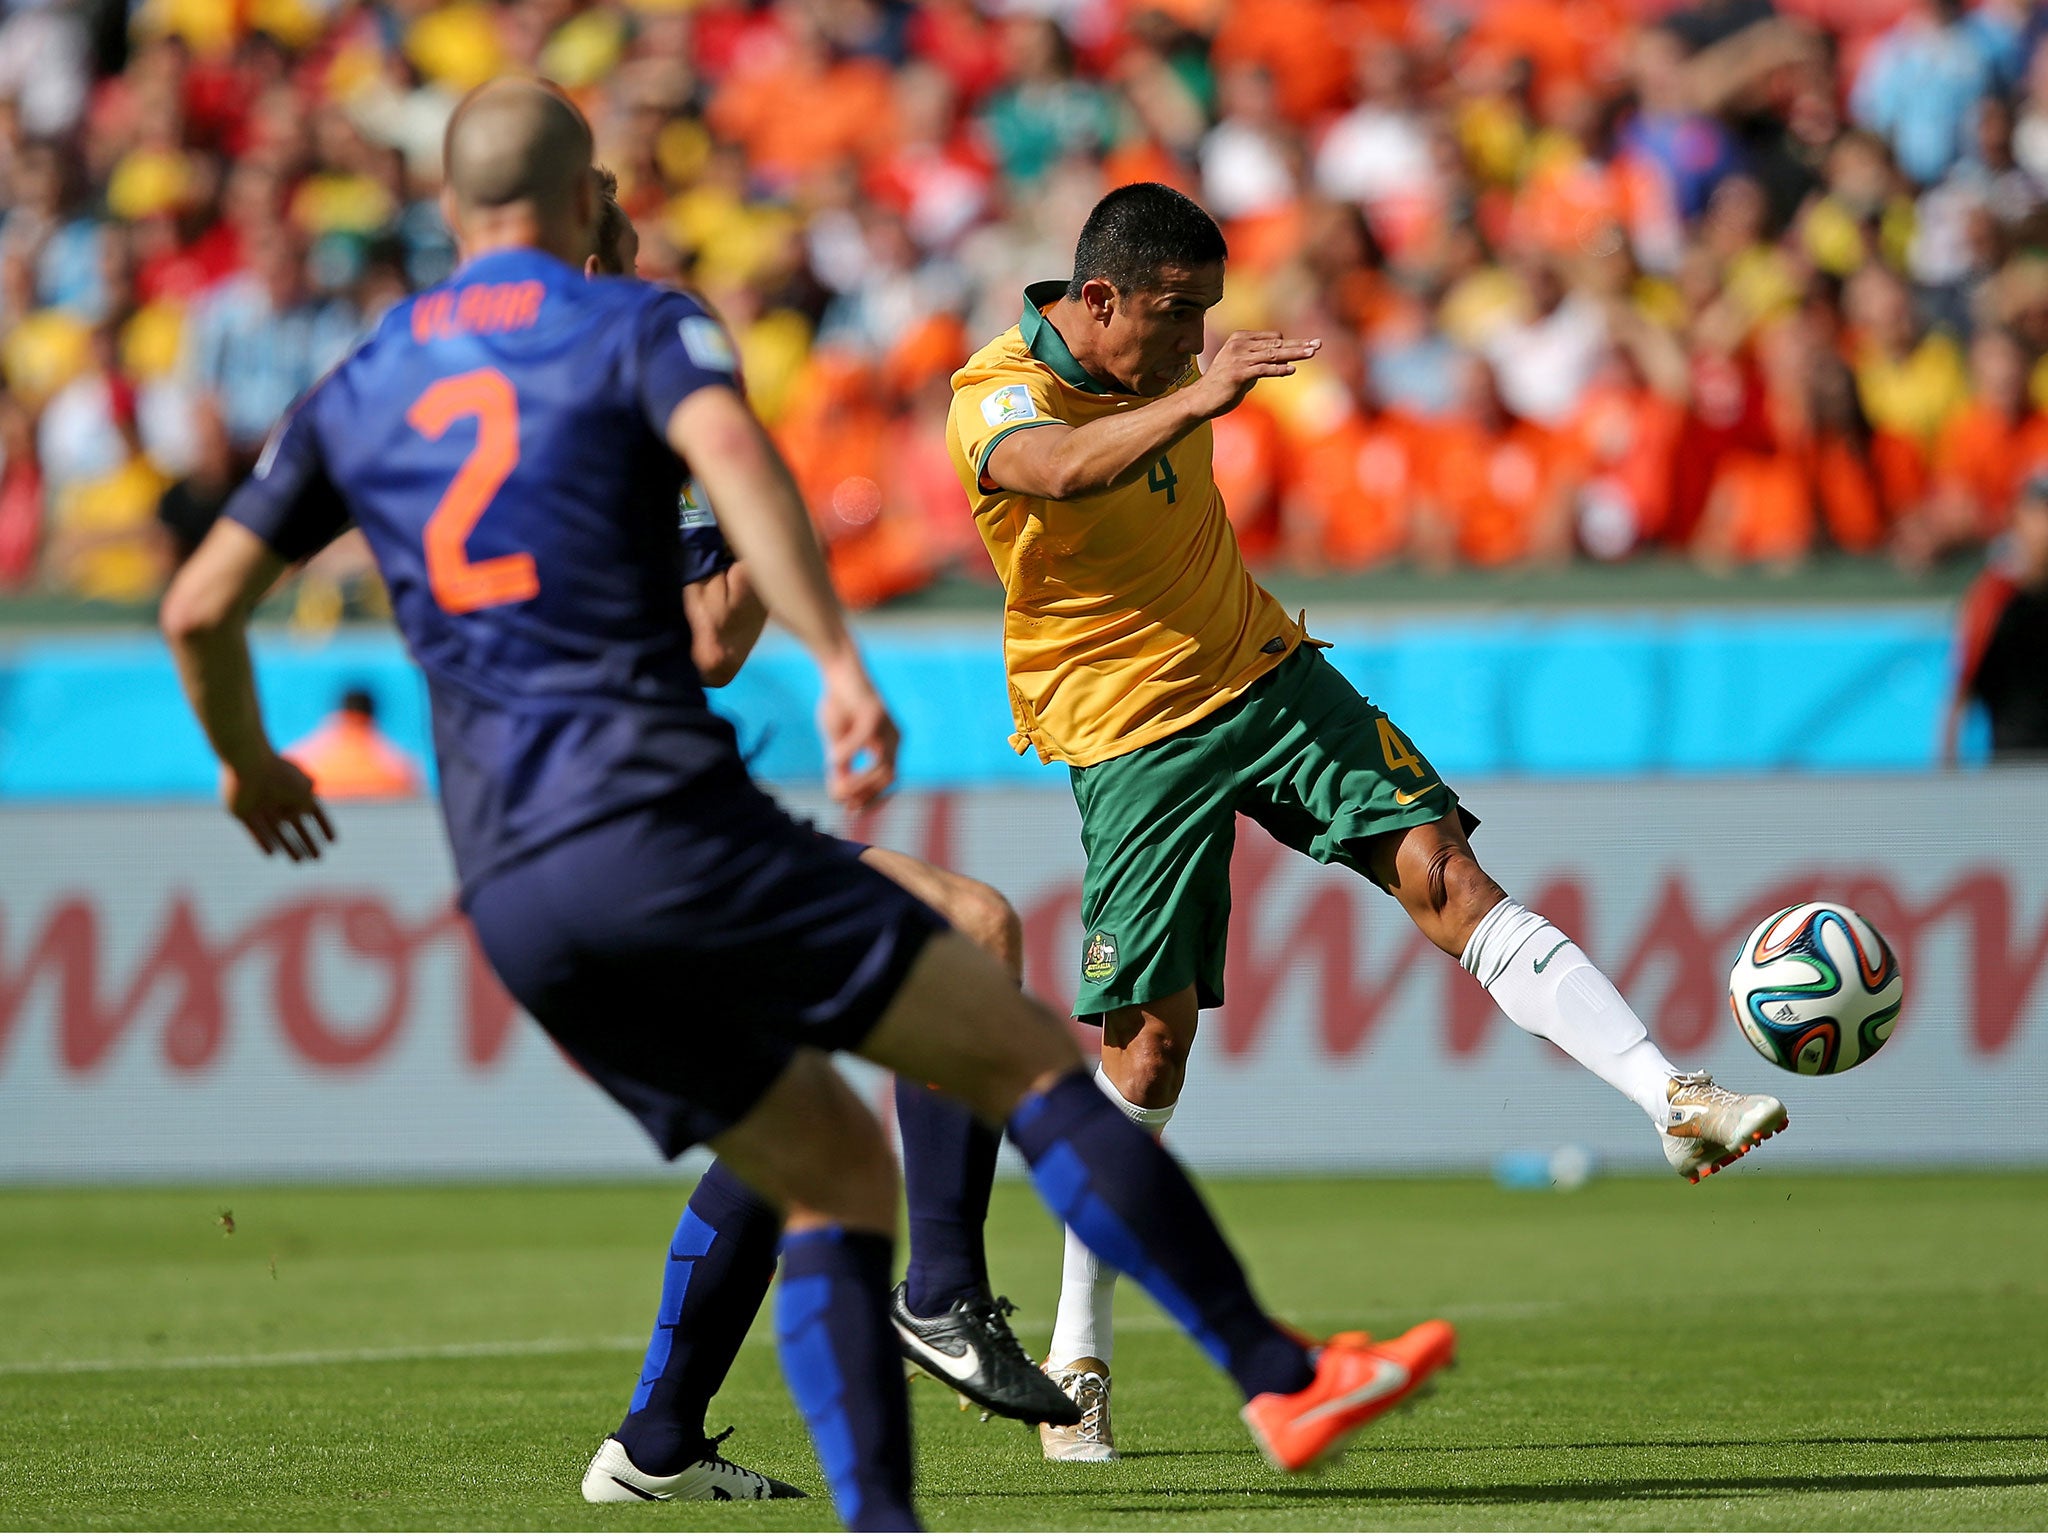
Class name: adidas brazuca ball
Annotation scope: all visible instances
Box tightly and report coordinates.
[1728,902,1903,1075]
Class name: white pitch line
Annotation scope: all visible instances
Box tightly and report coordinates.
[0,1300,1564,1379]
[0,1335,645,1377]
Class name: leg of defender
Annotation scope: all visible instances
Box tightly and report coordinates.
[705,1051,919,1533]
[856,932,1313,1402]
[851,848,1076,1427]
[599,1161,786,1491]
[859,847,1013,1318]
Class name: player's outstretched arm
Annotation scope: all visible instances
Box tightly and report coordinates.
[683,561,767,687]
[161,520,336,861]
[985,330,1319,501]
[666,385,896,809]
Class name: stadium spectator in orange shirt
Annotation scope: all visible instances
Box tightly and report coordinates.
[285,687,422,800]
[1209,388,1285,564]
[1283,336,1423,571]
[1210,0,1358,125]
[1694,303,1891,568]
[707,6,896,193]
[1898,327,2048,569]
[1564,299,1689,559]
[1422,358,1573,568]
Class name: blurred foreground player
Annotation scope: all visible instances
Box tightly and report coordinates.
[577,182,1076,1505]
[947,182,1788,1460]
[1944,476,2048,764]
[160,81,1456,1530]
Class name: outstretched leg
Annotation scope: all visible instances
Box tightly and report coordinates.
[1368,812,1787,1180]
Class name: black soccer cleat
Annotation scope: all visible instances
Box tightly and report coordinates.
[890,1282,1082,1426]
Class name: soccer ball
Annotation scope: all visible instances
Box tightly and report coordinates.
[1728,902,1903,1075]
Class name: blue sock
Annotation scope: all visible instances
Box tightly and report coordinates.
[615,1159,781,1474]
[1007,1068,1314,1401]
[776,1228,920,1532]
[897,1080,999,1315]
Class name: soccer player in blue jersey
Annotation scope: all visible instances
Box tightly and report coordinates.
[160,79,1454,1530]
[572,177,1077,1505]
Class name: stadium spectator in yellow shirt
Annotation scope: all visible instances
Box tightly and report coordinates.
[947,183,1793,1462]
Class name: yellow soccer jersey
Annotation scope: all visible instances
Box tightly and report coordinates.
[946,282,1301,767]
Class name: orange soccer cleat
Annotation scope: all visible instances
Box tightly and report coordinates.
[1240,1320,1457,1472]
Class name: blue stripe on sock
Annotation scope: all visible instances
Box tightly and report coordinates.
[776,1269,864,1527]
[1028,1141,1229,1371]
[627,1207,720,1413]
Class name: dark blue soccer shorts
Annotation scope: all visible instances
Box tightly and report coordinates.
[467,776,944,1157]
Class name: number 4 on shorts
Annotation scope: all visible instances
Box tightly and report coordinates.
[1377,716,1424,777]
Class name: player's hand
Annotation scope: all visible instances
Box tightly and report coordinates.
[222,751,336,862]
[817,653,898,813]
[1192,331,1321,417]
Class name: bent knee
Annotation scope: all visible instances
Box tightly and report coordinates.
[947,877,1024,979]
[1420,846,1506,948]
[1104,1010,1193,1108]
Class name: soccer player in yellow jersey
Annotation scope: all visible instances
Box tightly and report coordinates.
[947,183,1793,1462]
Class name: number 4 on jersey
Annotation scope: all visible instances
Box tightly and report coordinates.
[1147,456,1178,504]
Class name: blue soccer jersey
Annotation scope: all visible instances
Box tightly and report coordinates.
[227,248,750,894]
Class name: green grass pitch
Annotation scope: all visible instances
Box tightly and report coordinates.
[3,1171,2045,1530]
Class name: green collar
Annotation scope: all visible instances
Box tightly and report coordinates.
[1020,280,1116,394]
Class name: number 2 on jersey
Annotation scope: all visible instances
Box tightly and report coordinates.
[408,368,537,614]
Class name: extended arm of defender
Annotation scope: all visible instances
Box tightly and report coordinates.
[985,329,1319,501]
[666,384,896,808]
[160,520,336,860]
[684,561,768,687]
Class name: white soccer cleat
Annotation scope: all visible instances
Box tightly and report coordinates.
[1661,1071,1789,1183]
[580,1434,808,1503]
[1038,1357,1116,1462]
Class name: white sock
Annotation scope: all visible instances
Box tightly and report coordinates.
[1461,898,1677,1128]
[1047,1065,1175,1367]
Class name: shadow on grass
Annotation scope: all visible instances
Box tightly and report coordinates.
[1041,1469,2048,1509]
[1393,1432,2048,1455]
[1098,1431,2047,1467]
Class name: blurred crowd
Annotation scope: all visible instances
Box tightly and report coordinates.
[7,0,2048,611]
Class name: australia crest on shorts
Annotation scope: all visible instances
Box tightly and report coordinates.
[1081,930,1119,983]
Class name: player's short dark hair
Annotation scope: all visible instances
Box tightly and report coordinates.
[592,164,630,276]
[1065,183,1227,300]
[340,687,376,719]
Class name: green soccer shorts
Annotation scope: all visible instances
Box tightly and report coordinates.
[1068,644,1472,1020]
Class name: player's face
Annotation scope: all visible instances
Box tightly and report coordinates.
[1105,263,1224,396]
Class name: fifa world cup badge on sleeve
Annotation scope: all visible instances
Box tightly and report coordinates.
[678,316,737,373]
[1082,931,1119,983]
[983,384,1039,427]
[677,479,715,530]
